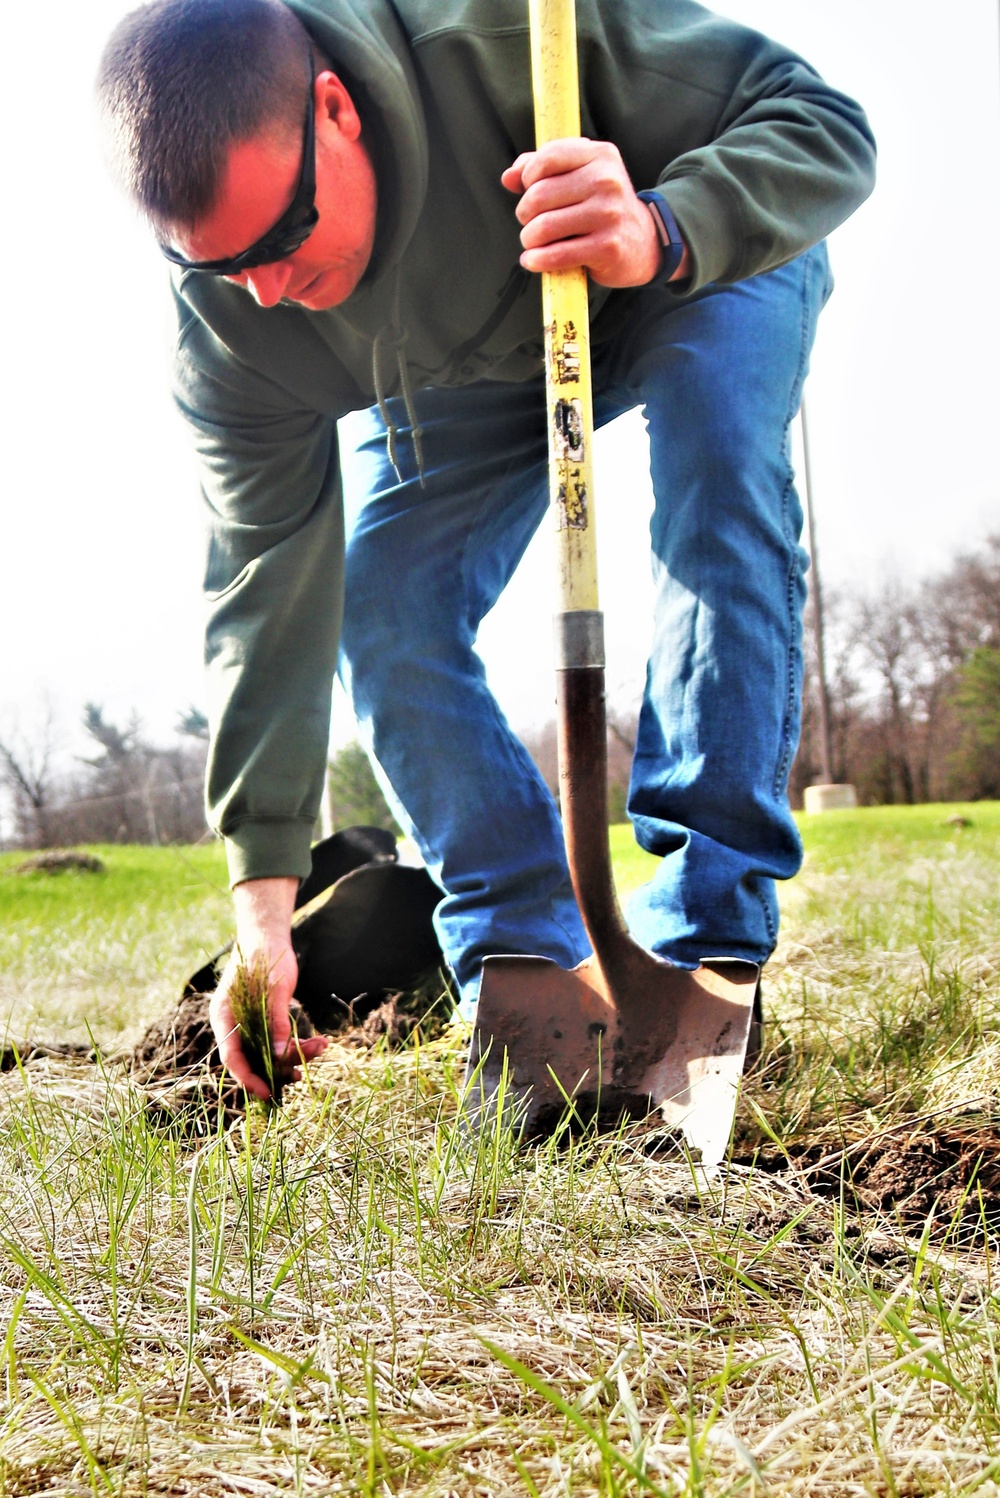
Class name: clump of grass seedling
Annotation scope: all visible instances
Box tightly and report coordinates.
[228,949,291,1113]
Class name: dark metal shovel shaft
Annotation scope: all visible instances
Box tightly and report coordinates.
[557,664,630,954]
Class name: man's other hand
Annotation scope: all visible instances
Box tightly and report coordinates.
[209,876,327,1100]
[502,138,690,288]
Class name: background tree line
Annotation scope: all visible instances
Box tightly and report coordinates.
[790,532,999,807]
[2,535,997,850]
[0,705,210,850]
[0,705,402,852]
[522,533,1000,815]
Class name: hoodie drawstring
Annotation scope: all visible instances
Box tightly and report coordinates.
[372,271,425,488]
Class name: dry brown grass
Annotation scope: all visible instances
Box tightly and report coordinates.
[1,810,998,1495]
[1,1031,997,1496]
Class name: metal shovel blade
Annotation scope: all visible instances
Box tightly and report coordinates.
[465,949,757,1164]
[463,669,759,1166]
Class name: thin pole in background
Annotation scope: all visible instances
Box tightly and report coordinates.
[800,397,835,784]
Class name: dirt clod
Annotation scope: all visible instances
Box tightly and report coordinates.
[735,1114,1000,1237]
[847,1122,1000,1225]
[14,850,105,875]
[128,989,319,1133]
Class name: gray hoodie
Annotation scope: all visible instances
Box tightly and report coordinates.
[171,0,875,885]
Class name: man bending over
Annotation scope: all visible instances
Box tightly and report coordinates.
[97,0,875,1098]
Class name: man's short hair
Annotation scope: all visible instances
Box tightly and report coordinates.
[96,0,313,233]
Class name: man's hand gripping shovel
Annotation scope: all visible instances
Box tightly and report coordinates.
[462,0,758,1166]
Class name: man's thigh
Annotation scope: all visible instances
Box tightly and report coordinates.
[597,243,832,490]
[339,378,551,641]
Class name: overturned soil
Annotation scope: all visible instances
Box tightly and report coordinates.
[14,850,105,875]
[732,1115,1000,1238]
[126,971,455,1132]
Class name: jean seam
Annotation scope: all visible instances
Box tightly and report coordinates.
[772,251,815,801]
[752,251,817,953]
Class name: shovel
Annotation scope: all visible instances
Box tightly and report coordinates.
[463,0,758,1165]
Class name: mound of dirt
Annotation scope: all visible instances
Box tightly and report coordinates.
[127,967,454,1131]
[828,1121,1000,1226]
[129,987,267,1085]
[14,850,105,875]
[735,1114,1000,1237]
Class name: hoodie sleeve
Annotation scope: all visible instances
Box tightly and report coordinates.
[577,0,877,290]
[174,305,344,887]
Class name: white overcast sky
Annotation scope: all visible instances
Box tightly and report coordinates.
[2,0,998,760]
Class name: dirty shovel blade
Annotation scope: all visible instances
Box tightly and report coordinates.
[463,956,616,1138]
[464,949,757,1164]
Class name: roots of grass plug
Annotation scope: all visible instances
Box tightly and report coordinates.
[127,961,455,1131]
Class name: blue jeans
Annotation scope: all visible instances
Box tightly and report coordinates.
[339,245,833,1013]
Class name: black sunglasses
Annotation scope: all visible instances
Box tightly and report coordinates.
[160,48,319,276]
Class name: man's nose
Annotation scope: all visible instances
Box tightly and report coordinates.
[241,261,295,307]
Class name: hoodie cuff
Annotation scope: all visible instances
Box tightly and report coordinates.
[223,817,316,888]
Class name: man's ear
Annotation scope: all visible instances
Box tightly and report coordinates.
[315,70,362,141]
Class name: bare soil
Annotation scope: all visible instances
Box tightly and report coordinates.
[732,1114,1000,1236]
[122,974,454,1130]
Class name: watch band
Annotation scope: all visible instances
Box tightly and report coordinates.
[637,189,686,285]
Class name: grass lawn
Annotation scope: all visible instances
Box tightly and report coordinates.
[0,843,231,1050]
[0,805,998,1495]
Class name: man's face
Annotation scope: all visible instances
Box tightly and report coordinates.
[167,71,377,310]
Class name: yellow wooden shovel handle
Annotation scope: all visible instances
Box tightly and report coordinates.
[529,0,599,617]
